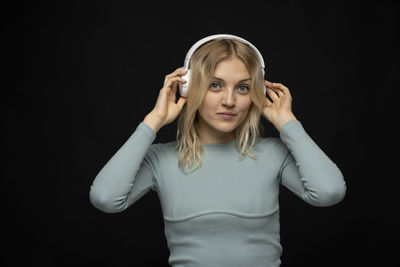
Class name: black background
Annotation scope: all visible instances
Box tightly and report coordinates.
[4,1,399,266]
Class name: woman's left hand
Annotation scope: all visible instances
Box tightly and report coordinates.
[262,81,298,132]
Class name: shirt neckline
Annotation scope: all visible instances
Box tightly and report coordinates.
[201,139,237,151]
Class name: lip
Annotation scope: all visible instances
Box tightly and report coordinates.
[217,113,237,120]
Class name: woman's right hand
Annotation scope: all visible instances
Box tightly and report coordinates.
[144,67,187,133]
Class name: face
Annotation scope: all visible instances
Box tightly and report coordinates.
[197,57,252,144]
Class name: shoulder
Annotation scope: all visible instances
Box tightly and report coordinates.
[150,139,177,151]
[254,136,290,164]
[255,136,285,151]
[147,140,178,159]
[142,140,177,172]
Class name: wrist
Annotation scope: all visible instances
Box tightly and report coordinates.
[143,112,164,134]
[274,113,297,132]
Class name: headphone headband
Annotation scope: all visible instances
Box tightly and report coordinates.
[179,34,266,97]
[183,34,265,73]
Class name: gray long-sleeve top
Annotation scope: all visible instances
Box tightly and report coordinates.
[90,120,346,267]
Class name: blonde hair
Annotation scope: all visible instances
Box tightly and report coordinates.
[176,39,266,173]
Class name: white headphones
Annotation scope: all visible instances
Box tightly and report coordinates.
[179,34,266,97]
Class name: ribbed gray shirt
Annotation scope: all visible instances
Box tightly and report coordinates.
[90,120,346,267]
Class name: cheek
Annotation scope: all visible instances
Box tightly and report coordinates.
[238,98,252,115]
[199,94,219,115]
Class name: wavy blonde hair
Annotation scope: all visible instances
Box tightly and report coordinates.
[175,38,266,173]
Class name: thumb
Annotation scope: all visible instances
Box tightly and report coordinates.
[176,97,187,112]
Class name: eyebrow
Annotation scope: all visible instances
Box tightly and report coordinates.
[212,77,251,84]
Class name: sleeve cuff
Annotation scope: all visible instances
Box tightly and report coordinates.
[279,120,303,138]
[137,122,157,140]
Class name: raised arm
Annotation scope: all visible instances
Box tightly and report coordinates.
[90,67,187,213]
[89,122,158,213]
[262,81,346,206]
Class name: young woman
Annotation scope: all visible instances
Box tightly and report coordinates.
[90,35,346,267]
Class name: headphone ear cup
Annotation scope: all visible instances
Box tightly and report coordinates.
[179,70,191,97]
[262,69,266,95]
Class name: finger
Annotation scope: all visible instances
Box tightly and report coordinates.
[271,86,284,98]
[164,77,186,99]
[164,70,186,87]
[176,96,187,111]
[171,79,179,95]
[170,67,185,77]
[265,81,284,97]
[164,67,186,85]
[271,82,291,97]
[170,77,183,95]
[165,77,187,89]
[266,87,280,101]
[264,80,274,89]
[264,96,272,107]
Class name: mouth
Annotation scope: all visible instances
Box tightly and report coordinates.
[217,113,237,120]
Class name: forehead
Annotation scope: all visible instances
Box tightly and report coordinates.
[213,57,250,81]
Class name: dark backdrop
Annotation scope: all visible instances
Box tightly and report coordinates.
[4,1,399,266]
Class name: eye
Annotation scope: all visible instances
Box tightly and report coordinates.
[237,85,249,93]
[209,82,221,90]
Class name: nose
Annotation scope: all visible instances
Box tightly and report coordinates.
[221,87,236,108]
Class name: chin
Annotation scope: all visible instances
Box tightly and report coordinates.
[211,120,240,133]
[198,113,243,136]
